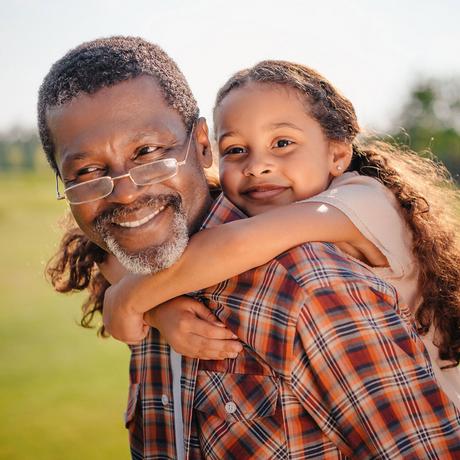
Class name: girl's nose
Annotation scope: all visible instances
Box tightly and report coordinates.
[242,152,274,177]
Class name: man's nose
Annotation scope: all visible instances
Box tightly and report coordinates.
[243,152,274,177]
[106,174,145,205]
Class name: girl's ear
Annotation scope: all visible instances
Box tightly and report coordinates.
[329,141,352,176]
[195,117,213,168]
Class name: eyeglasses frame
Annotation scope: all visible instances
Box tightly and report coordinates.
[56,124,195,205]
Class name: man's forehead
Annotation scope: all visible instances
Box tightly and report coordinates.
[48,76,189,173]
[48,75,179,123]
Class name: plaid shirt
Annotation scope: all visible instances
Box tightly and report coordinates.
[126,194,460,459]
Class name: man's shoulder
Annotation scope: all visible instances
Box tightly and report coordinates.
[276,241,397,300]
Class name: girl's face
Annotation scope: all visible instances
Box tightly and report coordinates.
[215,82,347,216]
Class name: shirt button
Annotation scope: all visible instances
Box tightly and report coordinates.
[161,394,169,406]
[225,401,237,414]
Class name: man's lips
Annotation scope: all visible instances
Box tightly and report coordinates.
[112,205,166,229]
[242,184,289,200]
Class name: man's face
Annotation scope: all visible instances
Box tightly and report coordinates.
[48,76,212,273]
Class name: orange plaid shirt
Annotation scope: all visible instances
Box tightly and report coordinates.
[126,194,460,459]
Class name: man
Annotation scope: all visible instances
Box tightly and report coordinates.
[38,36,460,459]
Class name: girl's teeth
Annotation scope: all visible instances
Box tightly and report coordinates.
[118,206,165,228]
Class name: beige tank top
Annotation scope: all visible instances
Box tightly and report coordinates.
[305,171,460,409]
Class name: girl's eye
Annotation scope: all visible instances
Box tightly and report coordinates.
[223,146,247,156]
[274,139,293,148]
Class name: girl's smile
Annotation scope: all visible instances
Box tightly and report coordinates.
[240,182,290,200]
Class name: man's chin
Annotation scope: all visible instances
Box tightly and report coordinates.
[103,210,189,275]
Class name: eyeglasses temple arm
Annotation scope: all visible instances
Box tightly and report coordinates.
[176,122,195,166]
[55,173,66,201]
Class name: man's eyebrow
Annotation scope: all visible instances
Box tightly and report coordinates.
[60,151,87,166]
[127,130,176,144]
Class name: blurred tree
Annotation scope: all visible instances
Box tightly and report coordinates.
[0,129,41,172]
[389,78,460,180]
[0,141,10,171]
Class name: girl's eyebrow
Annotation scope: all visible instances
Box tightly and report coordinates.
[219,122,302,142]
[218,121,303,144]
[268,122,303,131]
[218,131,238,142]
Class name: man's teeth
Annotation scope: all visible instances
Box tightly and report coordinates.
[117,206,165,228]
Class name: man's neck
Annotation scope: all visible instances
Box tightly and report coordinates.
[189,192,213,236]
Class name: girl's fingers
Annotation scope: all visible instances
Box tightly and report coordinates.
[187,317,238,340]
[178,335,243,360]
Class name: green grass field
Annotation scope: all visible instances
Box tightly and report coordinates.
[0,172,130,459]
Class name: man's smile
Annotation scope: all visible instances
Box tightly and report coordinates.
[91,194,184,254]
[115,205,166,228]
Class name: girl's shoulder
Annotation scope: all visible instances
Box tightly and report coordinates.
[303,171,420,305]
[328,171,391,196]
[306,171,402,235]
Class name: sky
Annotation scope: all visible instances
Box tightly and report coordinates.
[1,0,459,134]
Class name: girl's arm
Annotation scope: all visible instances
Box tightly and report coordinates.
[104,201,386,319]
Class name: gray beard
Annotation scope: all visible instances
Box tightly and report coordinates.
[104,211,189,274]
[95,195,189,274]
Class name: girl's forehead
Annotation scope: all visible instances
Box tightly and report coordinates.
[229,81,303,100]
[215,81,311,125]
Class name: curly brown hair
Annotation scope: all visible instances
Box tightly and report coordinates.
[46,214,110,336]
[214,60,460,367]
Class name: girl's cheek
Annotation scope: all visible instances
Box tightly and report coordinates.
[219,166,237,195]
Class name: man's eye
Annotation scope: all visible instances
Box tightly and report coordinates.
[223,146,246,156]
[76,166,101,177]
[274,139,293,148]
[136,145,161,157]
[64,166,103,186]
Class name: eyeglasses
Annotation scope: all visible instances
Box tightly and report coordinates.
[56,125,194,205]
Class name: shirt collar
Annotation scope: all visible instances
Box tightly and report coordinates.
[200,193,247,229]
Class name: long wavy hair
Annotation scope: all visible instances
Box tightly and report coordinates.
[213,60,460,367]
[46,214,110,336]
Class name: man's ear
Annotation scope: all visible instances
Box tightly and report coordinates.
[329,141,352,176]
[194,117,213,168]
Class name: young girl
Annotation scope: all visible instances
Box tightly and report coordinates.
[50,61,460,408]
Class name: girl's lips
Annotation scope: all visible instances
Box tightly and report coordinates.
[242,185,289,200]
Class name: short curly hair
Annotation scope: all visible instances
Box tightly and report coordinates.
[37,36,199,173]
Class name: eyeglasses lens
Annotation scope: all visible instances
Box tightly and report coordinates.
[130,158,178,185]
[65,177,113,204]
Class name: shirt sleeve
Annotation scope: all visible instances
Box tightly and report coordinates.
[290,279,460,458]
[303,172,414,279]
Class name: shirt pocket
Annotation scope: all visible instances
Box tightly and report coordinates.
[194,371,279,423]
[124,383,140,428]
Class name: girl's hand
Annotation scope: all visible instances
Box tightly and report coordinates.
[146,296,243,360]
[103,281,149,344]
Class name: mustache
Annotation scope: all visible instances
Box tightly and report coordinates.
[94,194,182,232]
